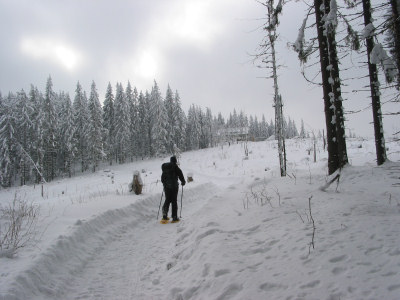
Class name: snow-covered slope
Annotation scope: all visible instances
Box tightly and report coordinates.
[1,138,400,300]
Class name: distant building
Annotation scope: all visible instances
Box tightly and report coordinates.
[217,127,249,142]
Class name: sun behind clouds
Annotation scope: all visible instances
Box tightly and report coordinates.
[20,37,82,71]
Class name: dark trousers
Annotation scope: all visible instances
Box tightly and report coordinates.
[162,187,179,219]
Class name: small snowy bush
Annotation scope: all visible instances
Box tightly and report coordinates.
[0,194,39,258]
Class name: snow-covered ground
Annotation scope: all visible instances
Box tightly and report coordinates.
[1,138,400,300]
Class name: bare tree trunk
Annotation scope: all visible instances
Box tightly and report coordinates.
[270,21,286,177]
[314,0,339,174]
[362,0,387,165]
[326,9,348,169]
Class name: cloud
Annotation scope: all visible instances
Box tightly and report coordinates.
[122,0,224,85]
[20,37,83,71]
[164,0,224,48]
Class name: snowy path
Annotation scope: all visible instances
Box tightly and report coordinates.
[56,182,224,300]
[62,195,206,299]
[64,215,178,299]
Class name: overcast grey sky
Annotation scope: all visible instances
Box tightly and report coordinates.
[0,0,398,138]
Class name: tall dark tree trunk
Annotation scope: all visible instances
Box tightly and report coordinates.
[326,8,348,169]
[267,0,286,177]
[314,0,339,174]
[390,0,400,88]
[363,0,387,165]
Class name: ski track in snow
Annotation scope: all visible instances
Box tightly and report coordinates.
[63,183,222,300]
[3,183,224,300]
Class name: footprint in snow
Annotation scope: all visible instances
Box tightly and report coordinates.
[329,254,348,263]
[332,266,347,275]
[216,283,242,300]
[259,282,287,291]
[300,280,320,289]
[205,221,220,227]
[196,229,220,242]
[214,269,230,277]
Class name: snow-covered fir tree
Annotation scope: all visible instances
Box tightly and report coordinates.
[87,81,104,171]
[102,83,114,165]
[164,85,176,154]
[136,91,148,158]
[28,85,44,183]
[126,83,138,161]
[73,81,89,172]
[114,83,130,164]
[186,105,201,150]
[42,76,58,181]
[150,81,168,156]
[204,107,214,148]
[0,93,17,187]
[58,92,75,177]
[173,90,187,152]
[144,91,153,156]
[15,89,34,185]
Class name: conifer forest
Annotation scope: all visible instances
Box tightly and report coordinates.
[0,78,302,187]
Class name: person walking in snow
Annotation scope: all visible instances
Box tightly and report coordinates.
[161,156,186,222]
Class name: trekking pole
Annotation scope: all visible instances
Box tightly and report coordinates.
[179,185,184,218]
[157,189,164,220]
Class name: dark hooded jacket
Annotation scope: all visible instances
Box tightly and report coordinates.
[161,158,185,189]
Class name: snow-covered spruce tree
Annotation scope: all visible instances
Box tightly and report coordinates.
[257,0,287,176]
[292,118,299,137]
[88,81,104,171]
[132,87,139,159]
[173,90,187,151]
[269,119,275,137]
[42,76,58,181]
[230,109,240,128]
[215,112,225,145]
[186,104,201,150]
[15,89,34,185]
[28,86,45,183]
[73,81,89,172]
[144,91,153,156]
[136,91,148,158]
[0,94,17,187]
[248,115,255,140]
[102,82,115,165]
[114,83,130,164]
[300,119,306,138]
[239,110,249,129]
[285,117,299,138]
[250,115,262,140]
[150,81,168,156]
[205,107,214,148]
[344,1,397,86]
[198,107,209,149]
[185,105,195,150]
[126,83,138,161]
[164,85,176,154]
[58,92,75,177]
[260,115,268,138]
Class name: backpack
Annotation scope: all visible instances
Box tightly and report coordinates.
[161,162,177,189]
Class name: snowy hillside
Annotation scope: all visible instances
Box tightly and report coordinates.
[1,138,400,300]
